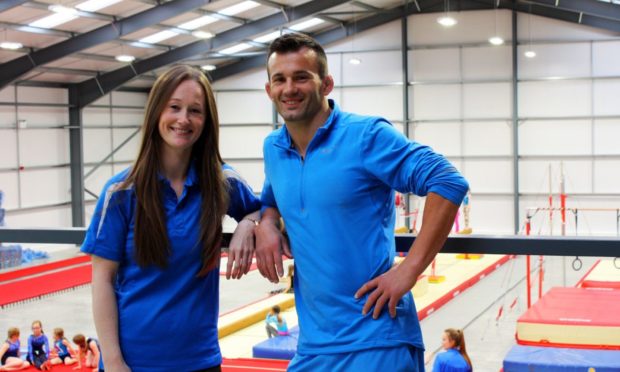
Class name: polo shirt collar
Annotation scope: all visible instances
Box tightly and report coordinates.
[275,99,340,149]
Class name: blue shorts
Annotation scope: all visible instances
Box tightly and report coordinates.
[288,345,424,372]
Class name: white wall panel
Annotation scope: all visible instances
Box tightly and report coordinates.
[17,87,67,104]
[463,82,511,118]
[112,109,143,126]
[0,107,15,126]
[0,172,19,209]
[467,195,514,234]
[213,68,267,90]
[593,79,620,116]
[113,162,132,175]
[0,130,17,168]
[224,161,264,192]
[462,46,511,80]
[17,107,68,126]
[342,51,401,85]
[592,41,620,77]
[518,43,590,79]
[220,126,271,159]
[411,84,460,120]
[112,129,140,162]
[409,10,511,45]
[463,121,511,156]
[340,86,402,120]
[519,120,591,155]
[594,119,620,155]
[409,48,460,82]
[0,86,15,102]
[111,92,147,107]
[519,14,618,41]
[83,107,111,126]
[18,129,69,166]
[83,129,112,163]
[84,165,113,201]
[217,91,272,124]
[519,81,591,118]
[89,94,111,106]
[593,160,620,194]
[463,160,513,193]
[326,21,401,52]
[519,160,592,194]
[6,206,71,228]
[411,121,460,157]
[20,168,71,207]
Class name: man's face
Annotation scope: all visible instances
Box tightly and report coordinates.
[265,47,333,126]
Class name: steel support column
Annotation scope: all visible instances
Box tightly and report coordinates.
[68,86,85,227]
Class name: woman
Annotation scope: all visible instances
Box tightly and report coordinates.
[432,328,473,372]
[82,65,260,372]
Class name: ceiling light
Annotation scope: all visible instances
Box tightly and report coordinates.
[219,1,259,16]
[524,50,536,58]
[139,30,179,44]
[253,31,281,44]
[489,36,504,46]
[0,42,23,50]
[76,0,122,12]
[219,43,252,55]
[115,54,135,63]
[437,16,457,27]
[29,13,78,28]
[290,18,324,31]
[178,15,217,30]
[349,58,361,65]
[201,64,216,71]
[192,30,214,39]
[48,4,78,15]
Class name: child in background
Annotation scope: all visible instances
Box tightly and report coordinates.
[50,328,77,367]
[265,305,289,338]
[432,328,473,372]
[26,321,50,371]
[0,327,30,371]
[72,334,104,372]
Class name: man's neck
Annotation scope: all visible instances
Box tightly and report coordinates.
[286,102,331,159]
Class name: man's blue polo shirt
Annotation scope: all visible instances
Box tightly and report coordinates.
[261,100,469,356]
[82,163,260,371]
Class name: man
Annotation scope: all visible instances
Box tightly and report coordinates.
[255,33,469,371]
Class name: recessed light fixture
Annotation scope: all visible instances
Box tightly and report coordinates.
[219,43,252,55]
[437,16,457,27]
[76,0,122,12]
[115,54,135,63]
[219,1,259,16]
[201,64,216,71]
[290,18,324,31]
[48,4,78,15]
[524,50,536,58]
[253,31,281,44]
[489,36,504,46]
[0,42,23,50]
[29,12,78,28]
[349,58,361,65]
[192,31,214,39]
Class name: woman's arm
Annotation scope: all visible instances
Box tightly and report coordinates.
[226,210,260,280]
[91,255,130,372]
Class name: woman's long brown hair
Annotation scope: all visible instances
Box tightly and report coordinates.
[121,64,228,275]
[445,328,473,370]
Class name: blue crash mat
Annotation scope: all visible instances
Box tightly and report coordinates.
[503,344,620,372]
[252,326,299,360]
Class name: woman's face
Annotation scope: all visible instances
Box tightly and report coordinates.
[158,79,206,158]
[441,332,455,350]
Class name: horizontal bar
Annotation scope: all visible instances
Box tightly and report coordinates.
[1,228,618,257]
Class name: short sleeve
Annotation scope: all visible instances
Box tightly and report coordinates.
[81,180,129,262]
[361,120,469,205]
[224,165,261,222]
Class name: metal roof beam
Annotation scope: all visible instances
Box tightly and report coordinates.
[0,0,209,89]
[524,0,620,22]
[74,0,351,107]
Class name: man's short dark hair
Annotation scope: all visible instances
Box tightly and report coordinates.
[267,33,328,78]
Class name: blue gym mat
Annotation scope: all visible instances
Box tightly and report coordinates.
[503,345,620,372]
[252,326,299,360]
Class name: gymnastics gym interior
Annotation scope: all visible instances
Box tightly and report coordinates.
[1,1,620,371]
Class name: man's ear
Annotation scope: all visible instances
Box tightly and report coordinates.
[321,75,334,96]
[265,82,273,100]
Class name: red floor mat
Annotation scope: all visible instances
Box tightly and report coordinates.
[0,256,90,283]
[0,264,91,307]
[223,357,289,371]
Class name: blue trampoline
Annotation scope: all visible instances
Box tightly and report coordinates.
[252,326,299,360]
[504,345,620,372]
